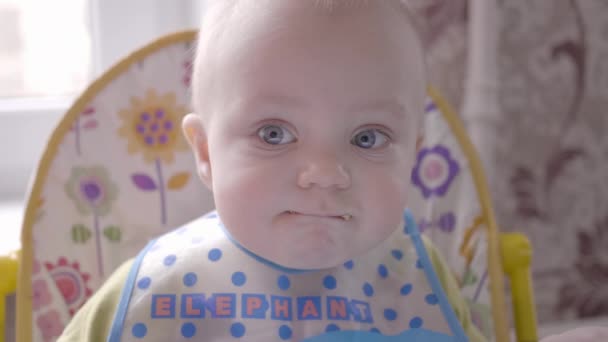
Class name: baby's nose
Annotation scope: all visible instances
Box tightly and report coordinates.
[297,153,351,190]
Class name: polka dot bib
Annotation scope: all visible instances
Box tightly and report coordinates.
[108,211,468,341]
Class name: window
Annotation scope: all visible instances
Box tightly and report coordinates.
[0,0,204,253]
[0,0,92,98]
[0,0,204,201]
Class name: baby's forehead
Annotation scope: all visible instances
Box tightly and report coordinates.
[199,0,419,45]
[192,0,426,123]
[195,0,423,79]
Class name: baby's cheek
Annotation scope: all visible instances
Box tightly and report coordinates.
[377,169,409,199]
[213,172,251,212]
[362,173,408,219]
[213,166,279,217]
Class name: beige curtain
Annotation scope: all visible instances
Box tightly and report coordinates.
[414,0,608,324]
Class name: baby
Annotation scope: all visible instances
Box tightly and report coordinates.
[58,1,485,341]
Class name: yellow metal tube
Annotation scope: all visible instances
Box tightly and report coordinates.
[501,233,538,342]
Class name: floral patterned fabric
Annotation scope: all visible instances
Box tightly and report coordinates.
[24,32,495,341]
[25,34,214,342]
[409,98,493,339]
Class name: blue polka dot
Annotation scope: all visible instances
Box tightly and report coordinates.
[208,248,222,261]
[344,260,354,269]
[323,275,337,290]
[416,259,423,269]
[232,272,247,286]
[230,323,246,338]
[326,324,340,332]
[163,254,177,266]
[132,323,147,338]
[370,327,381,334]
[410,317,424,329]
[384,309,398,321]
[363,283,374,297]
[278,325,292,340]
[378,264,388,278]
[425,293,439,305]
[137,277,151,290]
[183,272,198,287]
[277,275,290,290]
[400,283,413,296]
[181,323,196,338]
[391,249,403,260]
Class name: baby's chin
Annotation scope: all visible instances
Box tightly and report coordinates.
[228,223,380,270]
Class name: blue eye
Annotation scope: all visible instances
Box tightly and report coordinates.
[352,129,389,149]
[258,124,295,145]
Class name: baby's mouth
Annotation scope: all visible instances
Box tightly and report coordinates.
[285,210,352,221]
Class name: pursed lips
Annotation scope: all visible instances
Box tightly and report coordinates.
[284,210,353,221]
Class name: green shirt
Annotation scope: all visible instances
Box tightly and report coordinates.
[58,238,487,342]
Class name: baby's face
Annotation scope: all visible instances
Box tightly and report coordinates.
[190,1,426,269]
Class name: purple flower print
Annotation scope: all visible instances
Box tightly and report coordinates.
[418,212,456,233]
[65,165,118,277]
[411,144,460,198]
[65,166,117,217]
[117,89,191,225]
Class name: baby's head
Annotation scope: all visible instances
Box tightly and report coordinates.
[183,0,427,269]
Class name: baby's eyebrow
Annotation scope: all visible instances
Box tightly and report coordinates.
[238,94,409,123]
[242,93,306,110]
[351,100,408,120]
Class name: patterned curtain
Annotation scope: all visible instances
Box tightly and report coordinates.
[412,0,608,324]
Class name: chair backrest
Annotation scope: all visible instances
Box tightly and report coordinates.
[410,88,509,341]
[17,31,213,342]
[17,30,507,342]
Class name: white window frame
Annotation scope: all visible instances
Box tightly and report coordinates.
[0,0,203,201]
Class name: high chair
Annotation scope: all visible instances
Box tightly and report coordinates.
[1,251,18,342]
[12,30,537,342]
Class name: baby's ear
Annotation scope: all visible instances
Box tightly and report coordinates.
[182,114,212,190]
